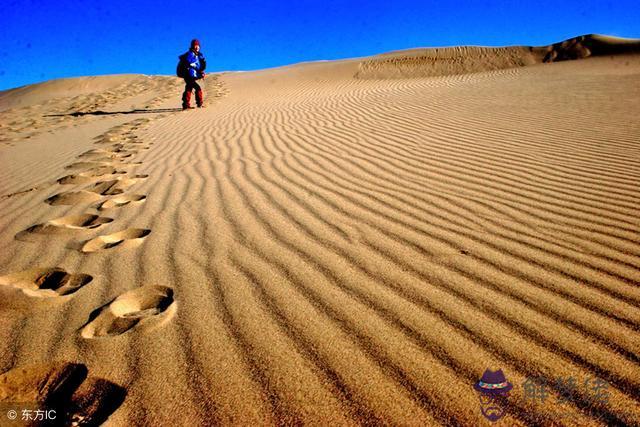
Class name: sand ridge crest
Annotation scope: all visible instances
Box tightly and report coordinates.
[355,34,640,79]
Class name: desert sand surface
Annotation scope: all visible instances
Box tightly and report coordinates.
[0,35,639,425]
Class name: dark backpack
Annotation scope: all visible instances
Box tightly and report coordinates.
[176,54,188,78]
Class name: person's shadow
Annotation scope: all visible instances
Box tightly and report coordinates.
[45,107,183,117]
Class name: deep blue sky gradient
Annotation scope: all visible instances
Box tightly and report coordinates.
[1,0,638,90]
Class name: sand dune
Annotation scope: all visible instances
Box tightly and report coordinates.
[0,35,639,425]
[356,34,640,79]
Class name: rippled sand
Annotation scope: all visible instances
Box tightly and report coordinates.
[1,35,639,425]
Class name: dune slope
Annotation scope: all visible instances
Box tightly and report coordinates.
[0,36,639,425]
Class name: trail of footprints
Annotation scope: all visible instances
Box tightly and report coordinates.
[3,118,175,341]
[0,76,182,146]
[0,77,232,415]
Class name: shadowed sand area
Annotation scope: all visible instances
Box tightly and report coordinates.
[0,35,639,425]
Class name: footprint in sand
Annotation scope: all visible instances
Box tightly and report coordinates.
[0,361,126,425]
[85,177,140,196]
[46,214,113,229]
[92,174,147,191]
[80,285,174,338]
[83,147,124,155]
[49,175,147,203]
[114,149,139,157]
[79,156,129,165]
[65,161,112,170]
[94,135,140,145]
[57,167,126,185]
[96,194,147,210]
[80,228,151,252]
[16,214,113,240]
[45,190,102,206]
[77,151,134,161]
[77,148,118,157]
[0,267,92,297]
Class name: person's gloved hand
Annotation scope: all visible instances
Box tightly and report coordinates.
[201,71,206,79]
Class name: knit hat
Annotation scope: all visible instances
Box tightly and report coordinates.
[190,39,200,48]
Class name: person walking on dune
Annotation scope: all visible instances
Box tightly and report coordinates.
[177,39,207,109]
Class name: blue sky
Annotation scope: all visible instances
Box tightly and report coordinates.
[0,0,638,90]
